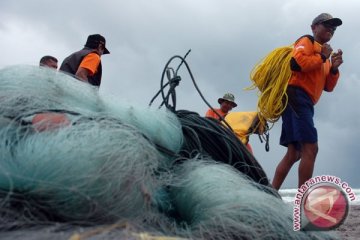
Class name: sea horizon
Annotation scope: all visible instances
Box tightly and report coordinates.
[279,188,359,205]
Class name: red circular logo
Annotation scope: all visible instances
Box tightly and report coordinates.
[303,184,348,229]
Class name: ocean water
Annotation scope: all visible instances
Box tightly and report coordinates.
[280,188,360,205]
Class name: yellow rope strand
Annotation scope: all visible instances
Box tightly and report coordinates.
[246,45,294,126]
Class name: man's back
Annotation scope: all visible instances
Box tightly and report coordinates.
[60,34,110,87]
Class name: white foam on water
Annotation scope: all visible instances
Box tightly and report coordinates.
[280,188,359,205]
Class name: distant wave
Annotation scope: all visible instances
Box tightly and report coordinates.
[280,188,359,205]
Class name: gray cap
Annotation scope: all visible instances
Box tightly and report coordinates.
[312,13,342,27]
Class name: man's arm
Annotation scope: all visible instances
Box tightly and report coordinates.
[325,49,343,92]
[330,49,343,74]
[75,67,91,82]
[75,53,101,82]
[291,37,324,72]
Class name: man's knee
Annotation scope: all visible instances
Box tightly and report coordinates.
[286,144,301,162]
[302,142,318,159]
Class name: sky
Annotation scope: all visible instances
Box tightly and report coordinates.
[0,0,359,189]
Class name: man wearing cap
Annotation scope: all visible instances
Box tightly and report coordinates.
[272,13,344,190]
[206,93,256,154]
[205,93,237,120]
[60,34,110,87]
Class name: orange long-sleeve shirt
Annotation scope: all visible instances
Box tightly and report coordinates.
[289,36,339,104]
[205,108,227,120]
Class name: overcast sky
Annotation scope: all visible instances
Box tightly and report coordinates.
[1,0,359,189]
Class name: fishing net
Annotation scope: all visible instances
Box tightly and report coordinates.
[168,159,337,240]
[0,65,339,239]
[0,65,183,228]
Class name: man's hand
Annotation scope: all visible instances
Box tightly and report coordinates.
[321,43,333,59]
[331,49,343,70]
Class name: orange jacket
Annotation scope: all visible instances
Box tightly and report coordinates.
[289,36,339,104]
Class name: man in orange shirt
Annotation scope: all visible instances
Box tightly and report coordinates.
[272,13,343,190]
[205,93,237,121]
[205,93,255,154]
[60,34,110,87]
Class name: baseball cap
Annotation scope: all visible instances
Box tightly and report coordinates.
[84,34,110,54]
[312,13,342,27]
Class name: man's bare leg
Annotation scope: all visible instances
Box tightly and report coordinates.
[298,142,318,188]
[272,144,300,190]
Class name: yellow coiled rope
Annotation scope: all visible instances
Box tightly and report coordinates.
[246,45,294,126]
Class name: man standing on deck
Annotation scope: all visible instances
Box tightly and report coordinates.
[60,34,110,87]
[205,93,237,120]
[272,13,343,190]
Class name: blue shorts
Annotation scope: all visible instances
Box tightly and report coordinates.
[280,86,317,149]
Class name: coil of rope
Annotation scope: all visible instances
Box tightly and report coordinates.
[246,45,294,127]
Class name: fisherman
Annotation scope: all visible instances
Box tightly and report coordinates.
[205,93,237,120]
[39,55,58,69]
[60,34,110,87]
[272,13,343,190]
[205,93,255,154]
